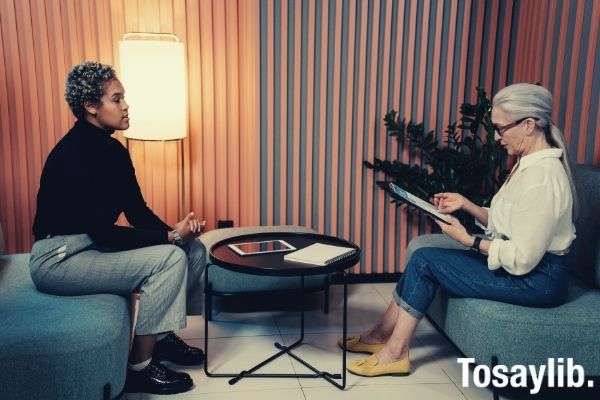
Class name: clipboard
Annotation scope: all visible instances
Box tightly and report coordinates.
[386,182,452,224]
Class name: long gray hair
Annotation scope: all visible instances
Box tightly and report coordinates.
[492,83,579,221]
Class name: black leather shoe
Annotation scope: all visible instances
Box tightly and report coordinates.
[124,358,193,395]
[154,332,205,366]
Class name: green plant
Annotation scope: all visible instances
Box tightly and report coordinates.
[364,87,509,227]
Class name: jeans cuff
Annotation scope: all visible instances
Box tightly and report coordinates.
[393,290,424,320]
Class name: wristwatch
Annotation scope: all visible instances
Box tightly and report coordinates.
[470,236,482,253]
[170,230,186,247]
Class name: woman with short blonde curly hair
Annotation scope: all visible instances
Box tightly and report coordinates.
[30,61,206,395]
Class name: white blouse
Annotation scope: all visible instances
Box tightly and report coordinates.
[477,148,576,276]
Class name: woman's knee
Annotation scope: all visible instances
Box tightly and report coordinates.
[186,240,207,271]
[404,247,442,277]
[406,234,444,264]
[158,245,188,275]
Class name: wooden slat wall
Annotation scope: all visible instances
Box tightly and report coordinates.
[0,0,260,254]
[259,0,599,275]
[1,0,598,269]
[511,0,600,166]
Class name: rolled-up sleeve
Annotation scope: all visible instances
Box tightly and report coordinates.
[487,183,560,275]
[474,206,492,234]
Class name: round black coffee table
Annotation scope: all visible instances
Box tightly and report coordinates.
[204,232,361,390]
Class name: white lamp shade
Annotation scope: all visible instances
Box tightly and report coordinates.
[119,38,188,140]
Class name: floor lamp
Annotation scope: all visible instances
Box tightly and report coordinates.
[119,32,188,223]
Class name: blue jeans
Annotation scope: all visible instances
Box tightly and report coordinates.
[394,235,570,319]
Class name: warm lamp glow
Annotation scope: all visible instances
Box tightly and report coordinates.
[119,34,187,140]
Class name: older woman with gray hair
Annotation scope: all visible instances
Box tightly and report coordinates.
[29,61,206,395]
[340,83,577,377]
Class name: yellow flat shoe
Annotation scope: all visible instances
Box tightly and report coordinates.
[347,354,411,377]
[337,336,385,354]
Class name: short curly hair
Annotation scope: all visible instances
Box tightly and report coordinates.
[65,61,116,119]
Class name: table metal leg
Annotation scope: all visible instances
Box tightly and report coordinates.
[203,264,210,377]
[203,271,348,390]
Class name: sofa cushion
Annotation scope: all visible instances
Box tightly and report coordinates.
[568,165,600,287]
[206,264,329,293]
[0,254,130,400]
[427,281,600,375]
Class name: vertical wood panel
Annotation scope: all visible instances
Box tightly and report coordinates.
[45,0,71,143]
[495,0,512,92]
[265,0,274,225]
[483,0,499,93]
[541,1,557,85]
[181,0,200,220]
[469,0,485,102]
[316,0,328,233]
[342,0,356,243]
[405,0,419,258]
[291,0,302,226]
[550,0,570,121]
[578,0,599,162]
[226,0,241,225]
[278,0,288,225]
[1,0,31,250]
[213,0,228,221]
[363,0,381,274]
[238,0,261,226]
[30,0,54,166]
[562,0,585,144]
[377,0,392,274]
[0,15,17,250]
[304,0,315,229]
[329,0,342,236]
[200,0,217,228]
[352,0,367,274]
[385,0,398,273]
[17,0,42,241]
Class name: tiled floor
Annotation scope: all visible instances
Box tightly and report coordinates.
[121,283,571,400]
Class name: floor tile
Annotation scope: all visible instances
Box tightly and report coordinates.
[371,282,397,303]
[302,383,466,400]
[275,285,388,335]
[279,332,453,388]
[137,336,302,395]
[189,336,301,393]
[326,283,387,307]
[418,334,514,400]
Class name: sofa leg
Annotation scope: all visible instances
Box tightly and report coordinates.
[491,355,499,400]
[323,282,330,314]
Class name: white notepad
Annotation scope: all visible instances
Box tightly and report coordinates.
[284,243,356,266]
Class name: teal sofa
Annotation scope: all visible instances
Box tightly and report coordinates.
[0,225,331,399]
[425,165,600,391]
[0,253,130,400]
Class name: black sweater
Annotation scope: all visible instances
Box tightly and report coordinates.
[32,119,171,250]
